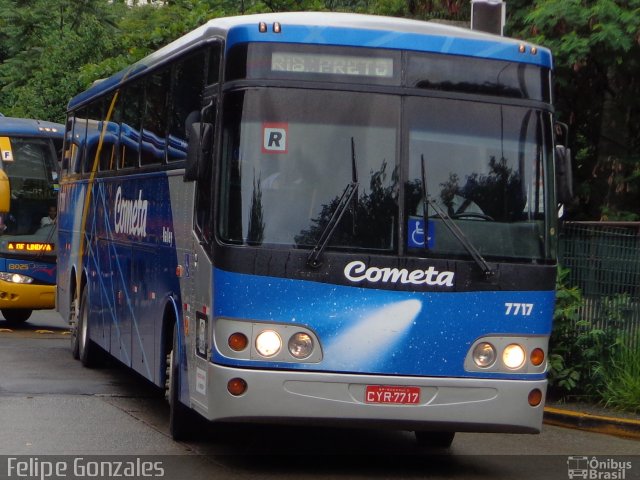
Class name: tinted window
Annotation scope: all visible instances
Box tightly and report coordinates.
[407,52,551,102]
[141,68,170,166]
[118,81,144,169]
[168,51,206,163]
[83,100,104,173]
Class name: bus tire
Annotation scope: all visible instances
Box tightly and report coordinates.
[166,323,197,441]
[77,288,99,368]
[414,431,455,449]
[70,293,80,359]
[1,309,32,324]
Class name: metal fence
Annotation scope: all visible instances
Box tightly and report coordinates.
[558,221,640,350]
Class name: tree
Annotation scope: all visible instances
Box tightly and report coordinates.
[0,0,126,121]
[508,0,640,220]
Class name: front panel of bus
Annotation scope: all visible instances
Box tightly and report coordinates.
[0,132,59,314]
[197,39,557,431]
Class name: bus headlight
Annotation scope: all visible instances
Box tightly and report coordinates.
[0,272,34,284]
[214,318,323,363]
[255,330,282,358]
[464,336,548,374]
[503,344,526,369]
[472,342,496,368]
[288,332,314,359]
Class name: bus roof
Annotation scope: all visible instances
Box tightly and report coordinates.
[0,116,64,138]
[68,12,552,110]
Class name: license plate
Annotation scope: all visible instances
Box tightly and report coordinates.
[365,385,420,405]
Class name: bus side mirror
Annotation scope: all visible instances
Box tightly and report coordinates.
[554,122,573,206]
[0,170,10,213]
[555,145,573,205]
[184,122,213,182]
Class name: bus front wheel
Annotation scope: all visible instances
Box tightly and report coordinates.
[166,323,197,441]
[77,289,99,367]
[1,309,32,324]
[414,431,455,449]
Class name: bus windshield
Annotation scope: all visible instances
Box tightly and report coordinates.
[405,97,553,261]
[218,88,399,252]
[0,137,58,246]
[218,88,553,262]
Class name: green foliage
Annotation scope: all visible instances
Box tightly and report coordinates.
[508,0,640,220]
[548,266,585,394]
[0,0,126,121]
[549,269,638,410]
[598,337,640,413]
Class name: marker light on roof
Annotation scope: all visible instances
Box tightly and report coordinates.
[273,22,281,33]
[259,22,267,33]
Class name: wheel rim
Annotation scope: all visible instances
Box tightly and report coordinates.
[79,298,88,353]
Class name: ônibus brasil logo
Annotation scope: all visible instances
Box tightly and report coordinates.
[114,187,148,238]
[343,260,454,287]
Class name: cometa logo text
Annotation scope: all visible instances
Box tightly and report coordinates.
[344,260,454,287]
[114,187,148,238]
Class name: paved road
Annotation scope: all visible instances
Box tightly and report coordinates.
[0,310,638,480]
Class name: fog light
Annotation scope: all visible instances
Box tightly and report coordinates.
[288,332,313,359]
[255,330,281,357]
[530,348,545,366]
[528,388,542,406]
[472,342,496,368]
[503,344,526,369]
[228,332,248,352]
[227,378,247,396]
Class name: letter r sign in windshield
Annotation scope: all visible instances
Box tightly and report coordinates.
[262,123,288,154]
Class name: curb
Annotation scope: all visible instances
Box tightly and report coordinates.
[544,406,640,440]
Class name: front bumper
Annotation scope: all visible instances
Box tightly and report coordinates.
[0,280,55,310]
[188,361,547,434]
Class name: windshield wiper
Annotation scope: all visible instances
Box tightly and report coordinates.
[307,138,359,269]
[420,154,494,278]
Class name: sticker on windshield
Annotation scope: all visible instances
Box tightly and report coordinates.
[0,137,14,162]
[408,218,434,249]
[262,123,288,154]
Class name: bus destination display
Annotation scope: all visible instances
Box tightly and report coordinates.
[271,52,394,78]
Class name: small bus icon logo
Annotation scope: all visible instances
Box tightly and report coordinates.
[567,456,589,479]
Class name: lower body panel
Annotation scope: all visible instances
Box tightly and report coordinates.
[191,362,546,434]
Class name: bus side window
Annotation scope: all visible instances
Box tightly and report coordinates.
[99,91,120,172]
[62,114,75,173]
[83,100,104,174]
[141,68,170,166]
[72,108,88,175]
[118,80,144,170]
[207,43,221,85]
[195,43,221,242]
[168,50,206,163]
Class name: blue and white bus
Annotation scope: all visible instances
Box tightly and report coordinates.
[58,12,570,446]
[0,116,62,324]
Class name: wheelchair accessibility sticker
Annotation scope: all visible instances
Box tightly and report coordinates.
[408,218,434,249]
